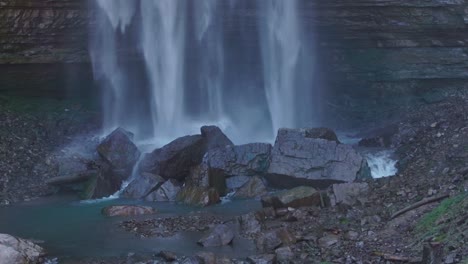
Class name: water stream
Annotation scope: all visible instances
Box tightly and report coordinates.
[0,196,260,261]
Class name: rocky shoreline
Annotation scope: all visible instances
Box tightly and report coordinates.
[0,96,466,263]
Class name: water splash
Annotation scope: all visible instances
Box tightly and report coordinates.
[366,150,398,178]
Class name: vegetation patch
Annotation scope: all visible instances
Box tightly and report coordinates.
[414,192,468,249]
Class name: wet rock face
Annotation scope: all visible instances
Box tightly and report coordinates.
[266,128,371,189]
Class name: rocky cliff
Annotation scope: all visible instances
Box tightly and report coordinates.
[0,0,88,63]
[307,0,468,126]
[0,0,91,96]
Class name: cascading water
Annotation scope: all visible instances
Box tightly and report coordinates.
[140,1,187,139]
[193,0,225,121]
[259,0,303,133]
[90,0,317,145]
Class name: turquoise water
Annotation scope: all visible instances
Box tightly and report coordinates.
[0,196,261,261]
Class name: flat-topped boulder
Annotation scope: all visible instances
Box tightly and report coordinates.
[266,128,371,189]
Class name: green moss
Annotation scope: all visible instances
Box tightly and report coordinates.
[415,192,468,248]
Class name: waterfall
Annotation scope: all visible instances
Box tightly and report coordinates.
[90,0,136,136]
[140,1,187,139]
[259,0,311,134]
[193,0,225,120]
[90,0,316,145]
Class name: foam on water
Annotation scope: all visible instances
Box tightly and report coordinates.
[366,150,398,178]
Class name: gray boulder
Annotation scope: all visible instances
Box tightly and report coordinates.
[0,234,45,264]
[140,135,206,181]
[205,143,272,177]
[189,143,272,196]
[197,224,234,247]
[97,128,140,171]
[201,125,234,150]
[266,128,371,189]
[122,173,165,199]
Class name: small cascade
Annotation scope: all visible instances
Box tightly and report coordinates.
[366,150,398,178]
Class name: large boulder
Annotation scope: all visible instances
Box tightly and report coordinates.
[266,128,371,189]
[201,125,234,150]
[101,205,157,217]
[140,135,206,181]
[0,234,45,264]
[205,143,272,177]
[261,186,322,209]
[187,143,271,196]
[122,173,165,199]
[176,186,220,207]
[97,128,140,171]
